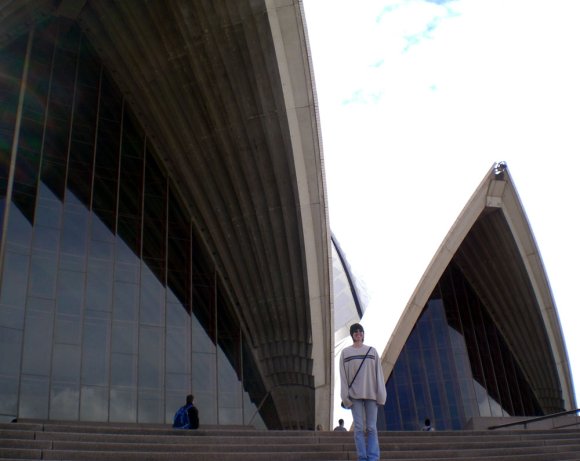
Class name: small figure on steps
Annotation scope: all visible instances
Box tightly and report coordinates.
[172,394,199,430]
[334,418,348,431]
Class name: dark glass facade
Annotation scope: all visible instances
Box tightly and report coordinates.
[0,18,270,427]
[382,261,542,430]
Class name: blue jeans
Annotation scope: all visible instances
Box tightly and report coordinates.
[351,399,380,461]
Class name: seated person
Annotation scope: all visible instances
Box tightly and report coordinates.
[173,394,199,429]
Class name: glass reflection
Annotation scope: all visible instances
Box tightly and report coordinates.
[111,352,137,388]
[383,262,543,430]
[19,376,49,419]
[81,318,110,386]
[110,388,137,422]
[22,309,53,375]
[80,386,108,421]
[50,383,79,420]
[0,18,270,427]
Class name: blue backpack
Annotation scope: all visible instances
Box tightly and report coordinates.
[172,404,192,429]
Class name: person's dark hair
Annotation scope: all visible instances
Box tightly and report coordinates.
[349,323,364,337]
[186,394,194,404]
[338,419,344,425]
[424,418,430,425]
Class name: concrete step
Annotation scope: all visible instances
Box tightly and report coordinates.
[1,420,579,461]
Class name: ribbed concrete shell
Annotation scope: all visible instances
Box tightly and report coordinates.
[381,164,575,414]
[0,0,332,428]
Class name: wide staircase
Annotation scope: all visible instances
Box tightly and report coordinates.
[2,420,580,461]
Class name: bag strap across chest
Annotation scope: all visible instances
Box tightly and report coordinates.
[346,346,372,389]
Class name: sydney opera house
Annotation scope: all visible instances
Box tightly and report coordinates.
[378,162,575,430]
[0,0,575,431]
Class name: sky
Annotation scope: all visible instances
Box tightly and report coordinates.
[302,0,580,421]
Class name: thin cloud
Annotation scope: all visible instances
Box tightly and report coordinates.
[376,0,460,52]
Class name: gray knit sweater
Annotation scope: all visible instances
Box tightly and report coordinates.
[339,344,387,408]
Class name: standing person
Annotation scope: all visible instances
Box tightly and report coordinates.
[333,418,348,431]
[340,323,386,461]
[172,394,199,429]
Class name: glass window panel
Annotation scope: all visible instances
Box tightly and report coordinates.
[27,296,55,313]
[0,251,30,307]
[138,326,164,389]
[0,376,19,415]
[90,215,114,243]
[401,412,416,430]
[12,184,36,225]
[61,205,88,256]
[81,318,110,386]
[196,390,217,425]
[59,253,85,273]
[5,202,33,251]
[98,73,122,122]
[406,332,420,351]
[22,309,54,376]
[110,387,137,422]
[55,313,81,345]
[118,127,144,238]
[165,373,190,392]
[193,352,216,393]
[241,337,267,421]
[112,321,137,354]
[50,382,79,420]
[408,353,423,382]
[45,78,72,135]
[71,92,98,144]
[243,392,266,429]
[35,185,62,228]
[192,317,215,354]
[32,225,60,252]
[77,38,100,88]
[86,259,113,312]
[28,251,58,298]
[166,324,189,373]
[85,309,110,321]
[18,117,44,156]
[503,351,524,415]
[0,304,25,330]
[167,296,190,327]
[56,270,85,315]
[116,236,140,268]
[115,254,140,286]
[219,407,242,425]
[52,343,81,383]
[19,375,49,419]
[218,349,242,416]
[0,327,23,375]
[41,157,67,201]
[67,155,94,206]
[94,119,120,223]
[113,282,139,321]
[89,239,114,261]
[385,378,400,430]
[80,385,108,421]
[94,127,120,181]
[142,144,166,263]
[111,352,137,387]
[474,380,491,416]
[192,278,214,337]
[0,199,4,242]
[138,389,162,423]
[140,265,164,326]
